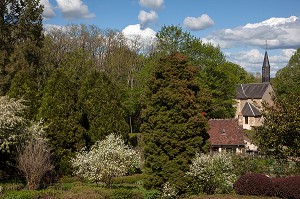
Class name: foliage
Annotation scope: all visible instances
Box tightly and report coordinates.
[0,96,27,152]
[71,133,141,186]
[272,176,300,199]
[257,48,300,158]
[38,66,87,174]
[161,181,178,199]
[155,25,226,69]
[187,153,236,194]
[254,94,300,157]
[154,25,254,119]
[142,53,210,194]
[0,0,44,95]
[233,173,274,196]
[78,70,129,142]
[273,47,300,99]
[143,189,161,199]
[110,188,139,199]
[199,61,255,118]
[17,122,53,190]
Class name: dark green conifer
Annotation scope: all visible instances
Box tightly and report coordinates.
[142,53,210,193]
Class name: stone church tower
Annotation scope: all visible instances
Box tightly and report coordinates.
[262,51,270,83]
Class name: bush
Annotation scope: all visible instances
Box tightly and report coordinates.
[143,190,161,199]
[186,153,236,194]
[71,133,141,186]
[112,174,145,185]
[110,188,140,199]
[233,173,274,196]
[272,176,300,199]
[2,190,36,199]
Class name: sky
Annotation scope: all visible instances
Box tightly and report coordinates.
[41,0,300,77]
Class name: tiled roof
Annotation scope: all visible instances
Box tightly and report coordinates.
[242,102,261,117]
[236,83,270,99]
[208,119,245,146]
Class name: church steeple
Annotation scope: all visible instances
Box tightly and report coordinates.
[262,42,270,83]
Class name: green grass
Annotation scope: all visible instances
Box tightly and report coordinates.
[0,175,281,199]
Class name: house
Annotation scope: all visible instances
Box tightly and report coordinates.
[235,51,274,130]
[208,119,245,153]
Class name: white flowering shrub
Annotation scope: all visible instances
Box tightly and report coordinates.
[161,181,178,199]
[71,133,141,186]
[0,96,27,152]
[186,153,236,194]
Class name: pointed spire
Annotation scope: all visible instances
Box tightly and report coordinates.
[262,50,270,83]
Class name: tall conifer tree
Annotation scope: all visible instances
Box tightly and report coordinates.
[141,53,210,193]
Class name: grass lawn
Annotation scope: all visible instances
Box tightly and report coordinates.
[0,175,281,199]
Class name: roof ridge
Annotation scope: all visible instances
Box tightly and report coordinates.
[248,102,255,116]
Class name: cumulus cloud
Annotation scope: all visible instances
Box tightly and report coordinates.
[122,24,156,40]
[138,10,158,27]
[204,16,300,49]
[183,14,214,31]
[56,0,95,20]
[139,0,164,10]
[226,49,296,77]
[122,24,156,52]
[40,0,55,19]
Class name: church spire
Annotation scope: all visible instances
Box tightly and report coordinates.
[262,41,270,83]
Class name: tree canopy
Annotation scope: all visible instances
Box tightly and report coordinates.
[255,48,300,158]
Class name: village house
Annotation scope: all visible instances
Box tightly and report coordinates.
[208,119,245,153]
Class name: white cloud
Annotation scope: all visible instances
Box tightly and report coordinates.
[226,49,296,77]
[40,0,55,19]
[183,14,214,31]
[204,16,300,49]
[139,0,164,10]
[55,0,95,20]
[122,24,156,40]
[122,24,156,52]
[138,10,158,27]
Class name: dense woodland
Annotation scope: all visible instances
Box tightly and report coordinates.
[1,0,300,198]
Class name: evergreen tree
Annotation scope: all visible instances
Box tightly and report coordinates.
[38,68,86,174]
[78,70,129,142]
[0,0,43,95]
[141,53,210,194]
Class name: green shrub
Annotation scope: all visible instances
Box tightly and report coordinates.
[143,190,161,199]
[2,190,36,199]
[112,174,146,185]
[110,188,135,199]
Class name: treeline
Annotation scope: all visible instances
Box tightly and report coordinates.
[0,0,257,178]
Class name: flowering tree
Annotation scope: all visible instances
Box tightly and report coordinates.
[71,133,141,186]
[186,153,236,194]
[0,96,27,152]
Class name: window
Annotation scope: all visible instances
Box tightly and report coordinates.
[245,116,249,124]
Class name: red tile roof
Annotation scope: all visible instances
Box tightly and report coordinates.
[208,119,245,146]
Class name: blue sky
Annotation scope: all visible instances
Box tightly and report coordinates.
[41,0,300,77]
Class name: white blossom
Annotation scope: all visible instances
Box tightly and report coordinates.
[0,96,27,152]
[71,133,141,186]
[186,153,237,194]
